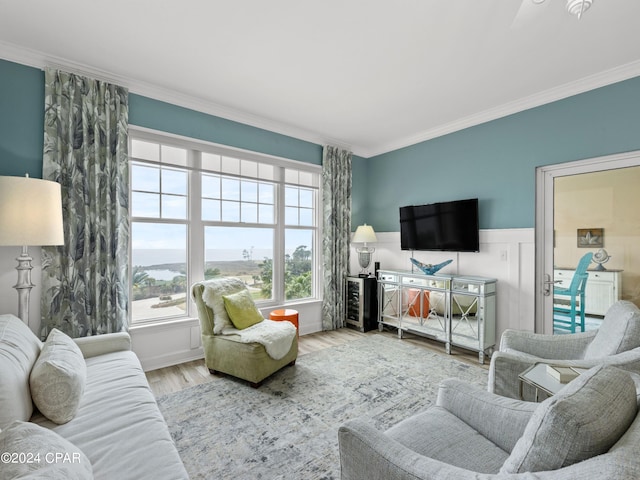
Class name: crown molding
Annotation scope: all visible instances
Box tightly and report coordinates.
[2,40,640,159]
[0,41,353,153]
[361,59,640,158]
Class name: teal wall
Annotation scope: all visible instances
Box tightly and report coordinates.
[3,57,640,233]
[350,154,369,227]
[0,59,322,181]
[128,94,322,165]
[361,76,640,231]
[0,60,45,178]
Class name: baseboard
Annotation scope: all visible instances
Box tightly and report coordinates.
[139,348,204,372]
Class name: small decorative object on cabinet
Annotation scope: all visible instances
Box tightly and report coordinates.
[592,248,611,271]
[409,257,452,275]
[378,269,496,363]
[345,276,378,332]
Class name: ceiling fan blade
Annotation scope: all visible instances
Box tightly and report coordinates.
[511,0,551,29]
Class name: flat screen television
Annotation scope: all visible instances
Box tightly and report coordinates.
[399,198,479,252]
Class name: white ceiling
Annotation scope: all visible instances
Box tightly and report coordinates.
[1,0,640,158]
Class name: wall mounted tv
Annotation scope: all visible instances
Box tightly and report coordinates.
[399,198,479,252]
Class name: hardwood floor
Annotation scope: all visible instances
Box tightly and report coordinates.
[145,328,487,397]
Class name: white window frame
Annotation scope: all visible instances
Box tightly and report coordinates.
[128,126,322,325]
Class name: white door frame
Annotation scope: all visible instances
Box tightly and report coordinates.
[535,150,640,334]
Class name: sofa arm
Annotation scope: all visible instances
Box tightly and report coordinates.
[488,351,541,400]
[489,347,640,401]
[339,418,487,480]
[73,332,131,358]
[500,329,596,359]
[436,379,536,453]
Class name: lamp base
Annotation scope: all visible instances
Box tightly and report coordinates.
[356,246,375,278]
[13,246,34,325]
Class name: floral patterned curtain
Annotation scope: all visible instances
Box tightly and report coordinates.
[40,68,129,339]
[322,145,352,330]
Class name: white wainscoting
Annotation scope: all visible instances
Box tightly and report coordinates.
[0,228,534,371]
[352,229,536,346]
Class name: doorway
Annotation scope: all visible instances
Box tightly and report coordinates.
[535,151,640,334]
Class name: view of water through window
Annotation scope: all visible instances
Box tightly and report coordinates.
[131,240,312,321]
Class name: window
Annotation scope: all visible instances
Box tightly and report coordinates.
[129,130,321,324]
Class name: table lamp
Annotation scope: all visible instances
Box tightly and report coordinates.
[0,175,64,325]
[352,224,377,277]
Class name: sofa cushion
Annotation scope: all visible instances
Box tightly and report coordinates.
[30,350,188,480]
[501,365,637,474]
[223,289,264,330]
[30,328,86,424]
[386,406,509,474]
[0,314,42,429]
[200,277,247,334]
[0,421,93,479]
[584,301,640,359]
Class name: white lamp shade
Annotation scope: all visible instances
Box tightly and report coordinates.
[0,176,64,246]
[352,224,377,244]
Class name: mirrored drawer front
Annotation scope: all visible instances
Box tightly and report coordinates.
[403,278,450,290]
[452,279,496,295]
[378,271,399,283]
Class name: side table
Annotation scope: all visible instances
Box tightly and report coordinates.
[269,309,299,337]
[518,363,565,402]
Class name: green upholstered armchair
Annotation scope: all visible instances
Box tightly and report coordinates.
[192,278,297,388]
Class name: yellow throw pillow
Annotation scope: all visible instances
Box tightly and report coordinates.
[222,289,264,330]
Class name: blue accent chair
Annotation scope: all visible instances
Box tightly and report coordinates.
[553,252,593,333]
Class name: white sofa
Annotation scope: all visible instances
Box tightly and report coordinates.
[0,314,188,480]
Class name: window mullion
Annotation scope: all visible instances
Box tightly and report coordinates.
[313,182,322,299]
[190,150,204,299]
[273,168,285,303]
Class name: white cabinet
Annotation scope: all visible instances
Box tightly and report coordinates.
[553,269,622,316]
[377,270,497,364]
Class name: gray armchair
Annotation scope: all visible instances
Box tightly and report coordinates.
[489,300,640,400]
[339,365,640,479]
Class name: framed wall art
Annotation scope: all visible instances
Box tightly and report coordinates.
[577,228,603,248]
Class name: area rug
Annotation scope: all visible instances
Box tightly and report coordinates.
[157,334,488,480]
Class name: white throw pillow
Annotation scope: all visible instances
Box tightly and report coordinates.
[0,421,93,479]
[0,314,42,430]
[30,329,86,424]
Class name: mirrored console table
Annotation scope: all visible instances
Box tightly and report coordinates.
[377,269,497,364]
